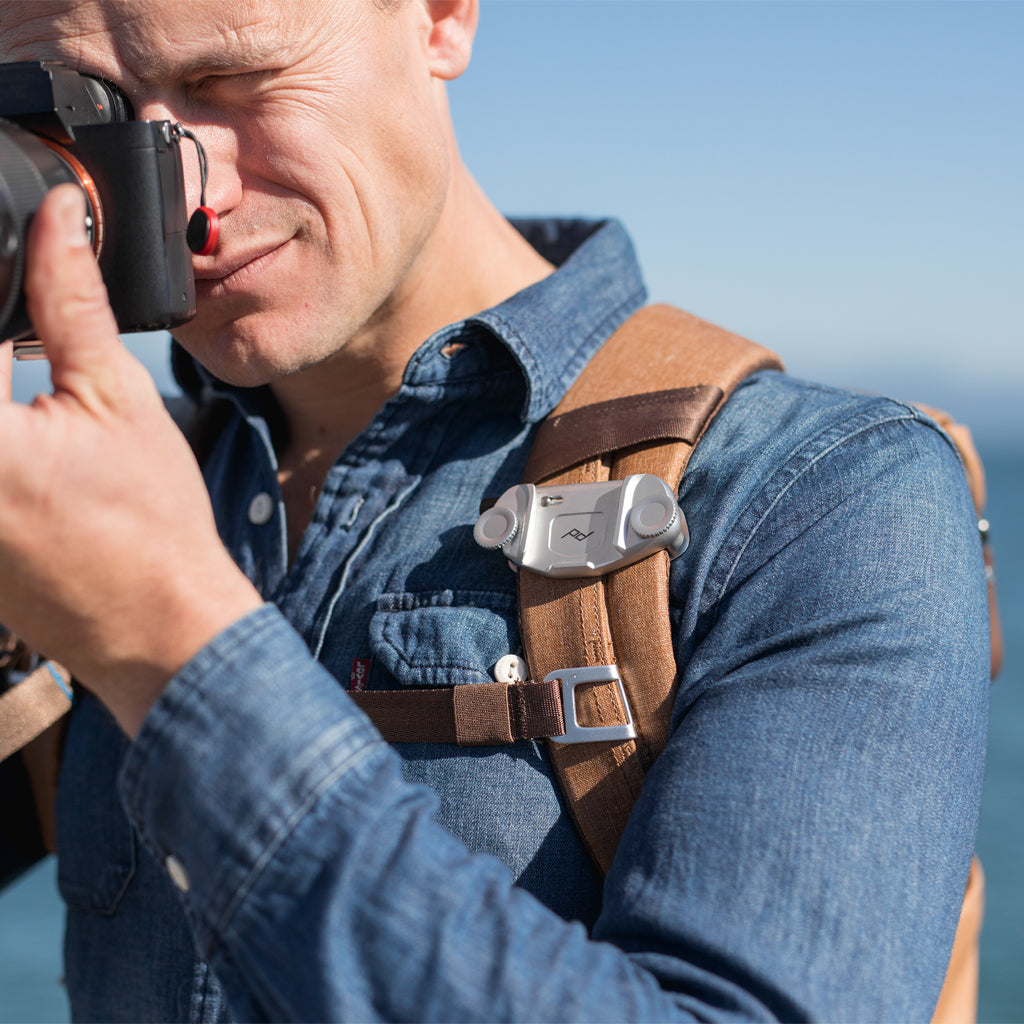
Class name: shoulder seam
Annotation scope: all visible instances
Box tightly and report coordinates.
[707,402,941,609]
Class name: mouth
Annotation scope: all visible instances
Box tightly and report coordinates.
[193,238,292,295]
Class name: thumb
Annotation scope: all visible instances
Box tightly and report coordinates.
[23,184,135,411]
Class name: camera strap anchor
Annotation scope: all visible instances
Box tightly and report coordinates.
[174,124,219,256]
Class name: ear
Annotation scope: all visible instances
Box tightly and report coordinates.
[423,0,478,80]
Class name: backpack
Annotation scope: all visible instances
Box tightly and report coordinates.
[0,305,998,1019]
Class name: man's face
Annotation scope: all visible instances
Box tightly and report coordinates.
[2,0,456,386]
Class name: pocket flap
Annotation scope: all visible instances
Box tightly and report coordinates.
[369,590,519,689]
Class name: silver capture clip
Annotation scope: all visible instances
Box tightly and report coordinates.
[474,473,688,578]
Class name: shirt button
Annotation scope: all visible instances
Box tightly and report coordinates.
[165,855,191,893]
[248,492,275,525]
[493,654,529,684]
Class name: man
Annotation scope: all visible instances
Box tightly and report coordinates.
[0,1,988,1020]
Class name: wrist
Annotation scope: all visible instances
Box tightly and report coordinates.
[89,561,264,738]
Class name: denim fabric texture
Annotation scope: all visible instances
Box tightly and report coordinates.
[48,219,988,1021]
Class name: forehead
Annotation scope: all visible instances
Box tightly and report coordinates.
[0,0,335,81]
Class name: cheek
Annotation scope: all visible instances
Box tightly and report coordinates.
[233,111,367,245]
[342,106,452,269]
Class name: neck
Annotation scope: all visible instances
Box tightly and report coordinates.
[269,151,554,559]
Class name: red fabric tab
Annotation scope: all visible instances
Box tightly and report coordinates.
[349,658,370,692]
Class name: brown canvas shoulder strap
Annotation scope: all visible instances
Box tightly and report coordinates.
[516,304,782,871]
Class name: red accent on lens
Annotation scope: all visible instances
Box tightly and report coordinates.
[38,138,104,258]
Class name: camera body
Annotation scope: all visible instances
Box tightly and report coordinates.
[0,60,196,345]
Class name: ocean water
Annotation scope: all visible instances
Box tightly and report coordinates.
[1,452,1021,1024]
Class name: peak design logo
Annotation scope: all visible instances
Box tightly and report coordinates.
[561,528,594,543]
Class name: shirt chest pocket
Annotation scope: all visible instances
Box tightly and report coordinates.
[368,590,520,690]
[364,589,602,919]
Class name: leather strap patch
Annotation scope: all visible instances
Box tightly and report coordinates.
[523,385,723,483]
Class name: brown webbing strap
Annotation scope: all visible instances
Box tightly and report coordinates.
[0,661,73,763]
[351,680,564,745]
[518,304,782,872]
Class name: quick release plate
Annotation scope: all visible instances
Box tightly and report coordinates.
[473,473,688,578]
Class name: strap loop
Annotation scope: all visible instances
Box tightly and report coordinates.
[351,678,567,746]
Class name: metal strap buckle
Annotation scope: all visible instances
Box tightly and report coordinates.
[547,665,637,744]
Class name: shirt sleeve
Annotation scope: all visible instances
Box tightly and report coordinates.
[118,407,989,1022]
[600,406,989,1020]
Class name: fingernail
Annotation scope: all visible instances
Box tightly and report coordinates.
[54,187,90,249]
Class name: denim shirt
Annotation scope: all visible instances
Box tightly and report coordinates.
[49,219,987,1022]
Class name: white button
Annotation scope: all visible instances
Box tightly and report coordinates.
[248,492,275,525]
[493,654,529,684]
[165,855,191,892]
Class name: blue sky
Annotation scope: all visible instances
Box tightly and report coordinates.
[450,0,1022,443]
[12,1,1022,443]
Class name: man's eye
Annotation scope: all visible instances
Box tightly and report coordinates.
[190,69,275,93]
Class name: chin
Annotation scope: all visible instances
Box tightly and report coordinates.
[171,310,333,388]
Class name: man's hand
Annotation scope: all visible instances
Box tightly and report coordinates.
[0,185,263,736]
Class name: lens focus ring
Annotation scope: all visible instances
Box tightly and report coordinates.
[0,119,79,337]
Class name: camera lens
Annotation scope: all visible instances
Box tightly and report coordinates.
[0,120,90,339]
[0,205,18,322]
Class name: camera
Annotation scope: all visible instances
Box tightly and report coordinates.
[0,60,196,349]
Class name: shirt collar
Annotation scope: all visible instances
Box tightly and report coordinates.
[173,218,647,425]
[403,218,647,423]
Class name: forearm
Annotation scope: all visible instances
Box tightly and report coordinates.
[119,580,986,1024]
[120,606,707,1023]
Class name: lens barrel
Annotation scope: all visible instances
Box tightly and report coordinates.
[0,120,84,339]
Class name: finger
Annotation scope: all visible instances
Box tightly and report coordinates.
[22,184,133,413]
